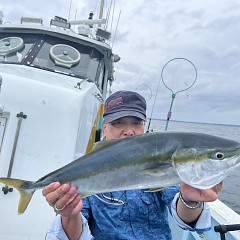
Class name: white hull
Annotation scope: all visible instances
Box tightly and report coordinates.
[0,65,103,239]
[0,11,114,238]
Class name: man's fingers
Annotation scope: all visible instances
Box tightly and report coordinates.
[42,182,61,196]
[42,182,82,217]
[54,186,78,209]
[211,181,223,193]
[181,182,220,202]
[61,195,83,217]
[43,183,72,206]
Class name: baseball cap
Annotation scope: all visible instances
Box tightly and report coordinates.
[103,90,146,123]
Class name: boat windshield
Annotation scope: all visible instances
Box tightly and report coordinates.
[0,32,103,82]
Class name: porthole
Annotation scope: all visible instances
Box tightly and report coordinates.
[50,44,81,68]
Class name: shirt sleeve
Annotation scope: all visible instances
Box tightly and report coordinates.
[171,192,212,233]
[45,213,93,240]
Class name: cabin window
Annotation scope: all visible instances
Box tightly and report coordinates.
[96,60,105,91]
[0,33,105,91]
[32,35,103,83]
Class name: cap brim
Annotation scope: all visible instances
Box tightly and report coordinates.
[104,111,146,123]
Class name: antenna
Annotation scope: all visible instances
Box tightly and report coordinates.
[110,0,115,32]
[111,10,121,48]
[68,0,73,21]
[105,0,114,30]
[98,0,104,27]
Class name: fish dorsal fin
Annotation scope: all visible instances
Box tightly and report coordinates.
[91,139,122,153]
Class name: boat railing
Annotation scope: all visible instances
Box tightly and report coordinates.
[214,224,240,240]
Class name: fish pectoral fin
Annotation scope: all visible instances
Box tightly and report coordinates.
[145,187,165,192]
[0,178,35,214]
[81,193,91,198]
[141,163,171,176]
[141,169,165,176]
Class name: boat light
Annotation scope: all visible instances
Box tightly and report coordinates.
[50,16,71,29]
[113,54,121,62]
[96,28,111,40]
[21,17,43,25]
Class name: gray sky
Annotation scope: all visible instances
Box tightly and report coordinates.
[1,0,240,125]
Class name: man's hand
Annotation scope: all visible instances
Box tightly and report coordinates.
[180,181,223,203]
[177,181,223,225]
[42,182,83,217]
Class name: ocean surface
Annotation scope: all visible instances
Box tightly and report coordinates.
[148,119,240,215]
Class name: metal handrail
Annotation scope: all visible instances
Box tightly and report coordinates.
[214,224,240,240]
[2,111,27,194]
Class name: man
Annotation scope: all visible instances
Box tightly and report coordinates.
[43,90,223,240]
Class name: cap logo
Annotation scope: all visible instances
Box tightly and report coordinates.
[107,96,124,111]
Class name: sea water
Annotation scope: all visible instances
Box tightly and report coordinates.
[148,119,240,215]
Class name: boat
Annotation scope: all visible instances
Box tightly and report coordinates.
[0,1,118,239]
[0,1,239,239]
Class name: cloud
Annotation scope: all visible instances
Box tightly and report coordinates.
[1,0,239,125]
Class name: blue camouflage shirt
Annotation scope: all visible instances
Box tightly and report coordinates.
[46,186,211,240]
[81,186,179,240]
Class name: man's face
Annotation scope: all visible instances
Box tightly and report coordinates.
[102,116,145,140]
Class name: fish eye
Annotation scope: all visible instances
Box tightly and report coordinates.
[215,152,224,159]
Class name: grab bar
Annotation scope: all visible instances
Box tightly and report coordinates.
[214,224,240,240]
[2,112,27,194]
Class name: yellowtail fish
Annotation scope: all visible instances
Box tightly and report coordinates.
[0,131,240,214]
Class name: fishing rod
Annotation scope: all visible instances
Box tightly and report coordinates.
[135,84,153,133]
[145,81,160,133]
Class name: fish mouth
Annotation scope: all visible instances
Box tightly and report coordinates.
[174,155,240,189]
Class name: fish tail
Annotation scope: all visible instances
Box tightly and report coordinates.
[0,177,35,215]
